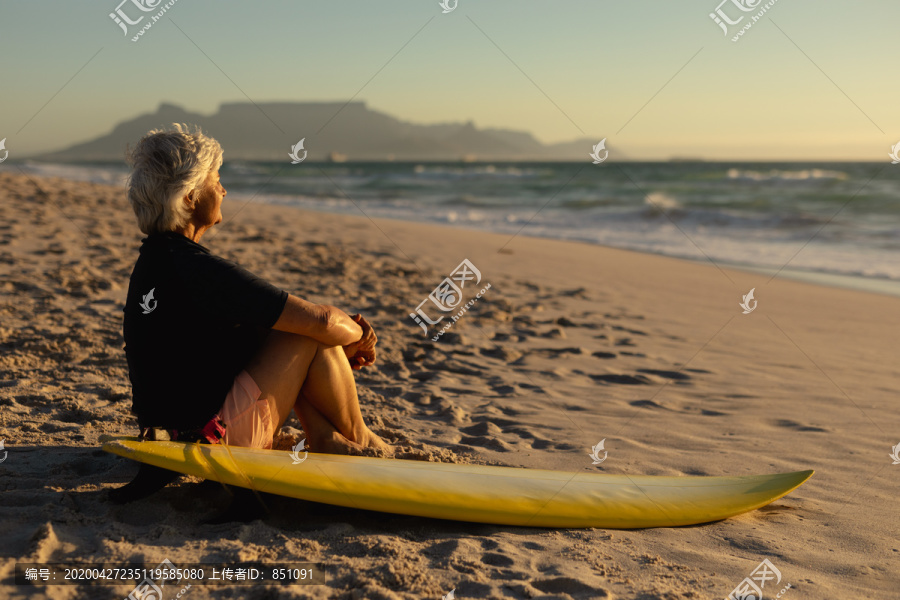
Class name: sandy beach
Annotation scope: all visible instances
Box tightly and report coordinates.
[1,170,897,599]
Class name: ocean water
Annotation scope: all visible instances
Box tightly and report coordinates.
[11,160,900,295]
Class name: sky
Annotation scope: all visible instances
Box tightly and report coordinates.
[1,0,898,160]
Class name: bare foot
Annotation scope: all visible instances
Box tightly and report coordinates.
[309,430,363,455]
[304,425,391,457]
[359,427,393,456]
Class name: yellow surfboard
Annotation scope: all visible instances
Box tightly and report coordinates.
[102,436,813,529]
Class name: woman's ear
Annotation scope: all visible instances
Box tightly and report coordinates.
[183,191,195,210]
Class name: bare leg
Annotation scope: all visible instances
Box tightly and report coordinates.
[242,330,389,454]
[296,343,389,451]
[294,392,366,454]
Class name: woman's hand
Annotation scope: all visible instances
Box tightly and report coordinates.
[343,314,377,370]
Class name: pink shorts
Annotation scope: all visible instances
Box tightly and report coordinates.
[217,370,273,449]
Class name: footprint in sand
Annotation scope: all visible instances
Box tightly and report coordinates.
[772,419,829,433]
[479,347,524,363]
[529,577,611,599]
[489,382,516,396]
[533,347,587,357]
[480,552,515,567]
[460,422,503,437]
[471,416,523,428]
[559,287,590,299]
[478,404,527,418]
[637,368,693,381]
[539,327,567,339]
[629,399,670,410]
[590,373,652,385]
[610,325,647,336]
[454,436,515,452]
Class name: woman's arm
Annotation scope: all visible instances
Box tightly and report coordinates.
[272,294,363,347]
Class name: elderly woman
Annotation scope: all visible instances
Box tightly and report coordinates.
[114,124,389,502]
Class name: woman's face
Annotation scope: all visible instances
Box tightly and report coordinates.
[193,169,226,227]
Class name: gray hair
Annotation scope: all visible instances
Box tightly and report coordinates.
[126,123,223,235]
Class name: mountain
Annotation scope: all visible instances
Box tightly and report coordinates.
[34,101,596,162]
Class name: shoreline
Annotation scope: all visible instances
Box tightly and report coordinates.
[5,161,899,299]
[223,191,900,300]
[232,193,900,300]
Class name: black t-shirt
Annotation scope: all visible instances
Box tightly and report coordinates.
[123,232,288,430]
